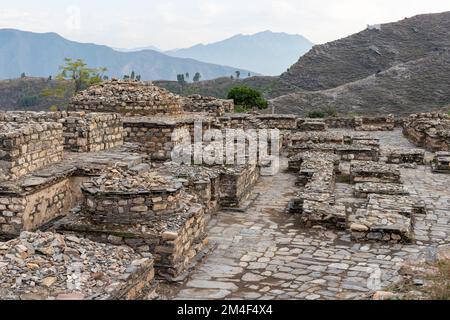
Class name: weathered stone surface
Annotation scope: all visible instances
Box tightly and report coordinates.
[0,231,155,300]
[69,79,183,116]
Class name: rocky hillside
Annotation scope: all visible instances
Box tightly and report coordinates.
[279,11,450,91]
[270,51,450,116]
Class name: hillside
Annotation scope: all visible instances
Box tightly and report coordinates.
[155,76,297,99]
[0,29,254,81]
[270,51,450,116]
[280,11,450,91]
[166,31,313,76]
[0,77,72,111]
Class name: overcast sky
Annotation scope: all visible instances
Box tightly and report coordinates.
[1,0,449,50]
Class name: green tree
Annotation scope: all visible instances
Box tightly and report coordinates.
[21,72,26,78]
[193,72,201,83]
[177,74,186,84]
[136,75,141,81]
[131,71,136,80]
[185,72,190,80]
[248,72,251,77]
[57,58,106,93]
[235,71,241,79]
[227,86,268,111]
[42,58,107,109]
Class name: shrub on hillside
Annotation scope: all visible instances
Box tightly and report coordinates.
[227,86,268,111]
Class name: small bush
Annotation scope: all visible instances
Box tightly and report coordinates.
[308,110,326,118]
[18,95,40,107]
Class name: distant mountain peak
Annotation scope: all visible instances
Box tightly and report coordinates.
[167,31,314,76]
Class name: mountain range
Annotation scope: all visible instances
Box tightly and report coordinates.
[0,29,254,81]
[165,31,314,76]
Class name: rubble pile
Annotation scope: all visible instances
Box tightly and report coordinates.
[0,231,155,300]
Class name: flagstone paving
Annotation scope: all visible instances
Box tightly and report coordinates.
[170,130,449,300]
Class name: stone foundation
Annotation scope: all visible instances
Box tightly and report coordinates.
[58,203,207,279]
[0,122,63,181]
[0,177,74,239]
[383,148,425,165]
[350,161,401,184]
[432,151,450,173]
[353,182,409,198]
[124,117,191,161]
[402,113,450,151]
[325,116,396,130]
[218,163,260,208]
[61,113,123,152]
[155,162,221,215]
[297,119,327,131]
[354,115,395,131]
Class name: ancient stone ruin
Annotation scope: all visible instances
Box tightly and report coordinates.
[0,80,448,300]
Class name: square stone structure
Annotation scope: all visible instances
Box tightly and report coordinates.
[350,161,401,184]
[58,169,208,279]
[60,113,123,152]
[0,172,75,240]
[384,148,425,165]
[0,232,155,300]
[297,119,327,131]
[124,116,215,161]
[217,163,260,208]
[69,79,183,116]
[155,162,221,215]
[0,122,63,181]
[432,151,450,173]
[354,115,395,131]
[403,113,450,151]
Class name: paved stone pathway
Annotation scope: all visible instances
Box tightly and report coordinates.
[172,130,449,300]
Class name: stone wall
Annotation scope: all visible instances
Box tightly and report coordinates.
[61,113,123,152]
[0,122,63,181]
[81,184,183,225]
[325,115,395,131]
[432,151,450,173]
[69,79,183,116]
[218,163,260,208]
[0,178,74,239]
[182,94,234,115]
[402,113,450,151]
[0,111,124,153]
[124,118,191,161]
